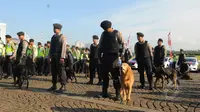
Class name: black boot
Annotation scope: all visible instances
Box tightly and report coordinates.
[139,84,145,89]
[97,88,109,98]
[47,84,57,91]
[115,89,121,101]
[56,85,66,93]
[149,83,153,90]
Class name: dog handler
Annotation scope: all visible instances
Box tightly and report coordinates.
[134,32,153,90]
[98,20,125,100]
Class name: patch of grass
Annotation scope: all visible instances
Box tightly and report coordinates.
[196,55,200,60]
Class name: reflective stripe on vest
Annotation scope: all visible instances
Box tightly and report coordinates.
[5,42,13,56]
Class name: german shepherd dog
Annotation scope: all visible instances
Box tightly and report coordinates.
[120,63,134,103]
[153,66,179,89]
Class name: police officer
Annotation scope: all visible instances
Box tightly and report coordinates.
[0,38,5,80]
[153,38,166,67]
[79,48,85,73]
[98,20,125,100]
[66,45,71,52]
[134,32,153,90]
[26,39,37,76]
[124,47,132,63]
[43,41,51,76]
[75,47,81,73]
[15,31,28,86]
[71,46,78,73]
[0,37,5,58]
[178,49,185,68]
[48,23,67,93]
[4,35,16,79]
[87,35,102,85]
[180,59,192,80]
[172,54,177,69]
[37,42,45,75]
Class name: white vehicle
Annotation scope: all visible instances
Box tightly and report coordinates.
[164,57,173,68]
[185,57,199,72]
[128,58,138,69]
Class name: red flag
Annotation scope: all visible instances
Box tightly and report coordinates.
[168,32,171,46]
[168,32,172,57]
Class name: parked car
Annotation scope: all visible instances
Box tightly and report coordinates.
[164,57,173,68]
[128,58,138,69]
[185,57,199,72]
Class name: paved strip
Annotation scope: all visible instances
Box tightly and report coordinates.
[55,93,160,112]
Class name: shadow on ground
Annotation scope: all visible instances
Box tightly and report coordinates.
[51,107,145,112]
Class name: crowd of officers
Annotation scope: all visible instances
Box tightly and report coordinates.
[0,20,190,100]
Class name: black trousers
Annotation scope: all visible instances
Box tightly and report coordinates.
[5,56,13,76]
[90,59,101,82]
[51,54,66,85]
[0,56,4,78]
[76,60,81,73]
[73,59,77,73]
[27,57,36,76]
[102,54,121,92]
[44,57,51,75]
[36,57,44,75]
[137,57,153,86]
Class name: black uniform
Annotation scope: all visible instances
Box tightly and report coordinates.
[135,39,153,89]
[179,61,192,80]
[178,53,185,66]
[15,39,28,84]
[99,29,124,99]
[124,48,132,63]
[49,33,67,88]
[89,44,101,84]
[154,45,166,67]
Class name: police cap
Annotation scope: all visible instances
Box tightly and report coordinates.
[92,35,99,39]
[38,42,42,45]
[158,38,163,42]
[17,31,25,36]
[100,20,112,30]
[47,41,51,44]
[136,32,144,37]
[53,23,62,29]
[5,35,12,38]
[29,39,34,42]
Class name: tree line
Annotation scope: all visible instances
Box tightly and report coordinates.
[167,50,200,56]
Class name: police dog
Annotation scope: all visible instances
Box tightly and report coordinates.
[153,66,179,89]
[153,66,166,89]
[120,63,134,103]
[167,68,180,89]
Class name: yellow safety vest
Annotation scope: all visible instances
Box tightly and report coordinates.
[5,42,14,56]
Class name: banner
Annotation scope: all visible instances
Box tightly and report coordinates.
[168,32,172,57]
